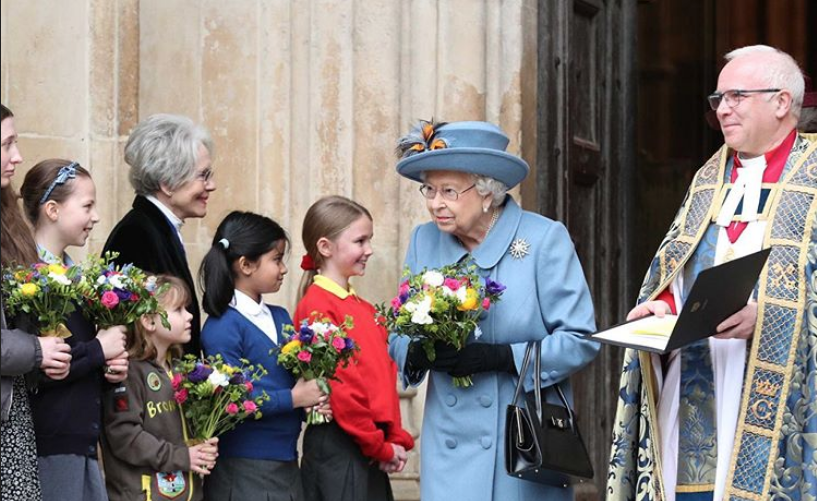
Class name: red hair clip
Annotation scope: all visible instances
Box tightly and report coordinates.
[300,254,317,271]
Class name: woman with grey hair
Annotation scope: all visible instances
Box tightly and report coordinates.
[103,114,216,355]
[388,120,599,501]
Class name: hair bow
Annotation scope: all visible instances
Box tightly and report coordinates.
[39,162,79,205]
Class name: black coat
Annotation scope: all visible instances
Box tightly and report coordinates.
[103,196,201,356]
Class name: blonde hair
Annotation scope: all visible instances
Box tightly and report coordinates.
[129,275,191,363]
[297,195,372,301]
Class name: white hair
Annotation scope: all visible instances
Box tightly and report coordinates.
[125,114,214,196]
[725,45,805,118]
[473,175,508,207]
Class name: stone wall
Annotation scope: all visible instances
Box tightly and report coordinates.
[1,1,537,497]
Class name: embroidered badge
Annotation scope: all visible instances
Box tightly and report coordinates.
[113,385,129,413]
[156,470,186,498]
[147,372,162,392]
[509,238,530,260]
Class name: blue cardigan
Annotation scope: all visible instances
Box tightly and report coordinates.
[201,305,301,461]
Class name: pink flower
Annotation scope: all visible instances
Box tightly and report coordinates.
[242,400,258,413]
[482,298,491,311]
[244,382,254,392]
[398,281,410,295]
[444,277,461,290]
[100,291,120,309]
[225,403,239,415]
[391,296,402,309]
[332,337,346,352]
[311,336,320,345]
[174,388,188,404]
[171,373,183,390]
[297,351,312,363]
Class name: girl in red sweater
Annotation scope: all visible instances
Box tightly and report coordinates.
[294,195,414,501]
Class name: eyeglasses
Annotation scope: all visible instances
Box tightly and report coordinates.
[419,184,476,201]
[707,88,781,110]
[195,168,215,183]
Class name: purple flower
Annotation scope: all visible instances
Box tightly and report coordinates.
[299,324,314,343]
[344,338,356,351]
[114,288,132,301]
[229,372,246,385]
[485,278,506,296]
[188,363,213,383]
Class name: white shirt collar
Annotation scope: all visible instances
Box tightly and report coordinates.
[230,289,278,343]
[145,195,184,232]
[231,289,268,318]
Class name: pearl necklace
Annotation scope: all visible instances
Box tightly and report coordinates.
[485,208,501,236]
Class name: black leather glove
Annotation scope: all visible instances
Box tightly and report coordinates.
[448,343,515,377]
[406,340,460,373]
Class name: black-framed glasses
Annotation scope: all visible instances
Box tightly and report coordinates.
[707,88,781,110]
[195,168,215,183]
[419,183,476,201]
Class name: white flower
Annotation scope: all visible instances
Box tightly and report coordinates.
[108,275,125,289]
[310,322,333,336]
[474,325,483,340]
[48,272,71,286]
[421,270,444,288]
[207,370,230,387]
[441,286,457,298]
[145,276,158,293]
[455,286,467,304]
[405,296,433,325]
[96,275,108,286]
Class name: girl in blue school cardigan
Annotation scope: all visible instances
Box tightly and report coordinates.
[199,211,327,501]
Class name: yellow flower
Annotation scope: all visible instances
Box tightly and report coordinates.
[281,340,302,355]
[457,288,479,311]
[47,263,67,275]
[221,364,235,375]
[20,283,40,296]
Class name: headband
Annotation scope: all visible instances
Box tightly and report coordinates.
[39,162,79,205]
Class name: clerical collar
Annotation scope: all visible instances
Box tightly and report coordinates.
[733,128,796,170]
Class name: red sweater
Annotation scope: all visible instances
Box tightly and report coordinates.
[294,277,414,462]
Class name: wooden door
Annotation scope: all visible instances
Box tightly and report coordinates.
[529,0,637,499]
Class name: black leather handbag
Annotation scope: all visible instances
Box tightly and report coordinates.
[504,341,594,487]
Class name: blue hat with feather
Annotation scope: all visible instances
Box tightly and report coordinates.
[395,120,529,188]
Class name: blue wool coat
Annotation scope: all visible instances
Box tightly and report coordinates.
[389,197,599,501]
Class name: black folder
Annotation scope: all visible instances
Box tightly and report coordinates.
[589,247,771,354]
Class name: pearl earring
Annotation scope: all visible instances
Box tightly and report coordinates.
[483,206,489,213]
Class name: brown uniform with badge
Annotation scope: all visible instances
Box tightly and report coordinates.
[100,359,202,501]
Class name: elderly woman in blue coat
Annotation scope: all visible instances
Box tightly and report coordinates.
[388,120,600,501]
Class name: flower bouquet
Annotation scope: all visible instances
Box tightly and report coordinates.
[1,262,84,338]
[76,252,169,329]
[172,354,269,441]
[376,260,506,387]
[276,314,358,425]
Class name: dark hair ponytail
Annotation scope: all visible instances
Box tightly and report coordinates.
[199,211,289,317]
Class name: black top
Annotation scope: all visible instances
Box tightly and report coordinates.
[31,309,106,457]
[103,195,201,355]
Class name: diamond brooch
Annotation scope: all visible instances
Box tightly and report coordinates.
[509,238,530,260]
